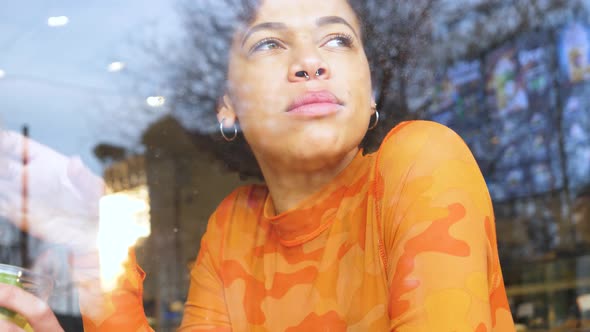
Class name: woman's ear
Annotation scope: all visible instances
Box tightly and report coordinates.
[370,99,377,115]
[217,94,237,126]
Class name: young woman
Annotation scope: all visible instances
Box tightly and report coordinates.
[0,0,516,331]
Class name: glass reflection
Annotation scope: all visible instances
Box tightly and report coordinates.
[0,1,589,331]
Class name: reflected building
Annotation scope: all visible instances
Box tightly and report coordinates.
[108,115,251,331]
[100,115,249,330]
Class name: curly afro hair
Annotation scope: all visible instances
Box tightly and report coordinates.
[170,0,391,180]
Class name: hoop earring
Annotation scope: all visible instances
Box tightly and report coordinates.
[368,110,379,130]
[219,118,237,142]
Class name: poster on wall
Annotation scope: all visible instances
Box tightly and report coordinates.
[516,31,554,110]
[516,31,563,194]
[561,83,590,190]
[485,44,529,118]
[428,60,486,128]
[558,22,590,84]
[485,43,531,200]
[484,32,563,201]
[446,60,487,130]
[427,60,492,167]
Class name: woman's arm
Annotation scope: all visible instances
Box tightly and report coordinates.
[377,121,515,332]
[75,249,153,331]
[178,206,231,331]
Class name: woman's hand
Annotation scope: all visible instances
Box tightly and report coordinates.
[0,283,64,332]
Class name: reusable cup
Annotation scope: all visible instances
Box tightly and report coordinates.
[0,263,54,331]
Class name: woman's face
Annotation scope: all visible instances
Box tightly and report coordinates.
[221,0,373,171]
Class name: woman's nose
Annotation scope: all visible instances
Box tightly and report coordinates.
[288,52,330,82]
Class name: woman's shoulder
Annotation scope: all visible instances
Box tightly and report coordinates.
[381,120,465,150]
[376,120,475,170]
[374,120,481,194]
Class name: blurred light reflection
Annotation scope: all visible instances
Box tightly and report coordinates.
[47,16,69,27]
[107,62,126,73]
[98,186,150,292]
[146,96,166,107]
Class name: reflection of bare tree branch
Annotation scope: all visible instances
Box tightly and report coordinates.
[308,0,435,151]
[435,0,584,61]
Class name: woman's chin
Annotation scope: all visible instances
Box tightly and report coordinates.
[254,126,364,172]
[285,141,358,171]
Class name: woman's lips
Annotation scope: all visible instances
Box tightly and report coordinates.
[287,91,343,117]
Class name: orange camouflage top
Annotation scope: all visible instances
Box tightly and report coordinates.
[83,120,516,331]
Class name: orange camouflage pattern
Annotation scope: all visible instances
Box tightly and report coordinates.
[82,121,515,331]
[179,121,515,331]
[80,250,152,331]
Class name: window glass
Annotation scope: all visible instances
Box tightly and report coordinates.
[1,1,589,331]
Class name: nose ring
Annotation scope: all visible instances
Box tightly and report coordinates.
[296,71,310,80]
[295,68,325,80]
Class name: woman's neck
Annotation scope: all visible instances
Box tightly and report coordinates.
[259,148,359,215]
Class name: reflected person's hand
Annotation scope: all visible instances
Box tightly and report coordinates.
[0,131,145,328]
[0,130,104,252]
[0,283,64,332]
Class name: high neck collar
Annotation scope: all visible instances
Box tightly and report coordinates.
[262,149,369,247]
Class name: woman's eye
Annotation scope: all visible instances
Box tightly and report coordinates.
[324,34,354,48]
[251,39,282,53]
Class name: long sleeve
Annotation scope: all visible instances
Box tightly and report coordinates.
[179,207,231,331]
[376,121,515,332]
[77,249,153,331]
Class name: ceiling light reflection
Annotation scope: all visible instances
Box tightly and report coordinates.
[48,16,69,27]
[0,70,5,79]
[108,62,126,72]
[146,96,166,107]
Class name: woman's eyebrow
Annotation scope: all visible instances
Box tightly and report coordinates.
[241,22,287,47]
[316,16,359,39]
